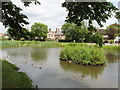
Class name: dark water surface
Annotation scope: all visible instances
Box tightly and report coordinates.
[1,47,119,88]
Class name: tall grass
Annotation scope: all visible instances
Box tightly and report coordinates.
[60,45,107,66]
[1,40,62,47]
[103,45,120,51]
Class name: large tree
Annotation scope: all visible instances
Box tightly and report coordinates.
[62,2,117,28]
[7,28,33,40]
[31,23,48,39]
[62,22,88,42]
[1,1,40,39]
[61,22,103,47]
[106,23,120,39]
[1,1,40,29]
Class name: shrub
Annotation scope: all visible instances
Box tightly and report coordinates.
[58,39,73,42]
[46,39,54,41]
[103,45,120,50]
[59,45,107,66]
[110,40,114,44]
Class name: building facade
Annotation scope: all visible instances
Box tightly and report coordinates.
[0,33,4,37]
[47,28,65,40]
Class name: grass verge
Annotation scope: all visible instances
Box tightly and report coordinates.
[1,59,32,88]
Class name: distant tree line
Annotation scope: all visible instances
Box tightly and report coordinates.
[7,22,48,41]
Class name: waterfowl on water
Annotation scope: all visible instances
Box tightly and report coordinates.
[68,61,72,63]
[39,67,42,69]
[35,85,39,89]
[81,74,86,77]
[73,75,76,78]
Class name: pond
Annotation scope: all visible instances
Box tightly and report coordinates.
[1,47,119,88]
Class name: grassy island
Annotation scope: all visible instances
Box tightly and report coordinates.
[59,45,107,66]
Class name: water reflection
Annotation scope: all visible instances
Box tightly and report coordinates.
[105,52,119,63]
[1,47,118,88]
[60,61,105,79]
[31,51,47,61]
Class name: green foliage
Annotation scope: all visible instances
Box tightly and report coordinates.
[46,39,54,41]
[31,23,48,39]
[1,41,61,47]
[1,59,32,88]
[62,2,117,27]
[1,1,40,29]
[61,22,103,47]
[61,22,88,42]
[7,28,33,40]
[92,32,104,47]
[103,45,120,50]
[2,2,29,29]
[110,40,114,44]
[60,45,107,65]
[106,23,120,39]
[115,12,120,20]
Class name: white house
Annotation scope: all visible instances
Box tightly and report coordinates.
[47,28,65,40]
[114,36,120,43]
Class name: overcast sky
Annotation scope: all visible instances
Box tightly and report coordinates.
[0,0,119,33]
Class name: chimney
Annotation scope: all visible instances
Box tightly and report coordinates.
[56,28,60,33]
[49,28,51,32]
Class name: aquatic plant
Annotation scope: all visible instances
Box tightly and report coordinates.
[59,45,107,66]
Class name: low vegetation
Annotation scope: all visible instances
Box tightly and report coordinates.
[1,40,119,51]
[103,45,120,51]
[1,59,32,88]
[59,45,107,66]
[1,40,62,47]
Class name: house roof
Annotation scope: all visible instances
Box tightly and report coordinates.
[54,32,63,35]
[0,33,4,36]
[97,29,107,35]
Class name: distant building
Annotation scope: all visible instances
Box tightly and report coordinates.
[114,36,120,43]
[47,28,65,40]
[0,33,4,37]
[97,29,109,40]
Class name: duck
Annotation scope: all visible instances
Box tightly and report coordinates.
[73,75,76,78]
[39,67,42,69]
[81,74,86,77]
[68,61,72,63]
[35,85,39,89]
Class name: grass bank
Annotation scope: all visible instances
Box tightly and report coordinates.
[60,45,107,66]
[1,41,119,51]
[1,59,33,88]
[0,40,62,47]
[103,45,120,51]
[0,40,90,48]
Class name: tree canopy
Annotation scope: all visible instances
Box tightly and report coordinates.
[1,0,40,29]
[31,23,48,39]
[2,2,28,29]
[62,2,118,27]
[61,22,103,47]
[61,22,88,42]
[7,28,33,40]
[106,23,120,39]
[115,12,120,20]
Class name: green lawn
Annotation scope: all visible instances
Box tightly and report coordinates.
[1,59,33,88]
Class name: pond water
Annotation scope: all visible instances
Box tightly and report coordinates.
[1,47,119,88]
